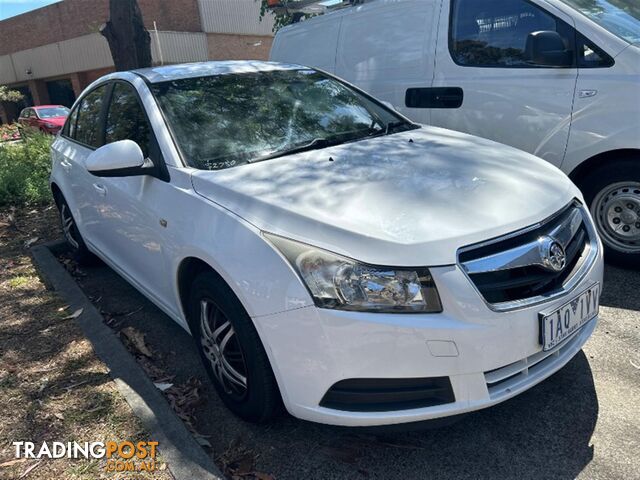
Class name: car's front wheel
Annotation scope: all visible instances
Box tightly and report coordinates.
[581,158,640,267]
[188,271,281,423]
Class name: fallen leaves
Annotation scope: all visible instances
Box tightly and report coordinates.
[153,382,173,392]
[23,237,39,249]
[0,458,28,468]
[216,442,275,480]
[18,459,42,479]
[62,308,83,320]
[58,254,86,278]
[165,377,204,432]
[120,326,153,358]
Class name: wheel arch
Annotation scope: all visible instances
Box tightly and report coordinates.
[51,182,63,205]
[569,148,640,188]
[176,256,237,335]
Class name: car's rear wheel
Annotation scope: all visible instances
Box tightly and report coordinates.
[188,271,281,423]
[581,158,640,267]
[54,193,92,263]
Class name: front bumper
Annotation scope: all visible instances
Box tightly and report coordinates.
[254,248,603,427]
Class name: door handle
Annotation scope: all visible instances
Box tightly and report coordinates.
[93,183,107,196]
[405,87,464,109]
[60,160,72,172]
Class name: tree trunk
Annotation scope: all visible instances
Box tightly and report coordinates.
[100,0,152,71]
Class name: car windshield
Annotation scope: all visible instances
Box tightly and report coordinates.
[151,69,412,171]
[559,0,640,44]
[37,107,70,118]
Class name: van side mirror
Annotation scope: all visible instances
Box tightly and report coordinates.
[86,140,148,177]
[525,31,573,67]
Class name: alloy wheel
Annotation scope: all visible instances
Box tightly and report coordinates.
[200,298,248,401]
[60,204,80,250]
[591,181,640,254]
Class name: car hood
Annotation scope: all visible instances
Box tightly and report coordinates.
[191,126,579,266]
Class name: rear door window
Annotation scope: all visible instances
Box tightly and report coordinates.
[74,85,108,148]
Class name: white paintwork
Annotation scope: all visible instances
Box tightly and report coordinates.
[270,0,640,174]
[85,140,144,173]
[191,126,577,266]
[51,61,603,426]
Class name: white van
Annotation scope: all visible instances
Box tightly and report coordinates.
[270,0,640,265]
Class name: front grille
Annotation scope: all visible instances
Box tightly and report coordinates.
[459,204,591,306]
[319,377,455,412]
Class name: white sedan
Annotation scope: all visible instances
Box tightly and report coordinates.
[50,61,603,426]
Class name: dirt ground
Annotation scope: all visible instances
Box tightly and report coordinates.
[0,206,173,480]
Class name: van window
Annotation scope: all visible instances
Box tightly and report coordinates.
[105,83,151,158]
[450,0,571,67]
[74,85,107,148]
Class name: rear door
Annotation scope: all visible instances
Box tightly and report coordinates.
[431,0,579,166]
[55,84,110,243]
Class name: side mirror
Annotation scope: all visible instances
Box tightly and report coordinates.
[86,140,147,177]
[525,31,573,67]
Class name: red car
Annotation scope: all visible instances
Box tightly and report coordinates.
[17,105,70,135]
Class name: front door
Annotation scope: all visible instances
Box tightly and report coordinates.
[431,0,579,166]
[91,81,174,307]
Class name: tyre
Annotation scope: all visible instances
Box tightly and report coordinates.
[54,192,92,263]
[580,158,640,267]
[188,271,281,423]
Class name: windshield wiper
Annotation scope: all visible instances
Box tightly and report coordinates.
[385,120,416,134]
[251,137,336,163]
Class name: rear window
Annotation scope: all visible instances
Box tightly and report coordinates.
[36,107,70,119]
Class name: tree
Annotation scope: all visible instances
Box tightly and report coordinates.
[0,86,23,103]
[100,0,152,71]
[258,0,314,31]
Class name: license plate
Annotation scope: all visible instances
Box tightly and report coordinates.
[539,283,600,352]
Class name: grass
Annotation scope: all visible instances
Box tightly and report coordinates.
[0,130,53,207]
[0,207,174,480]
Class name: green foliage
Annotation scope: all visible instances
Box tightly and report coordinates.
[0,128,53,206]
[257,0,315,31]
[0,85,24,103]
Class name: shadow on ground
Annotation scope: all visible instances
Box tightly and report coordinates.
[58,254,640,479]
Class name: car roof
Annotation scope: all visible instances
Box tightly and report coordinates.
[133,60,307,83]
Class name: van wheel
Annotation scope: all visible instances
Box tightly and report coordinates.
[581,158,640,267]
[54,193,92,263]
[188,271,281,423]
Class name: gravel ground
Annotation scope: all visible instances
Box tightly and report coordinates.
[70,256,640,480]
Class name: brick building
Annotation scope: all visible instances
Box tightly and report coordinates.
[0,0,276,123]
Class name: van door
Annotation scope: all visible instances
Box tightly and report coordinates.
[431,0,578,166]
[270,14,342,72]
[335,0,439,123]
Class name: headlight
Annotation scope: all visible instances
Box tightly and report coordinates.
[265,234,442,313]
